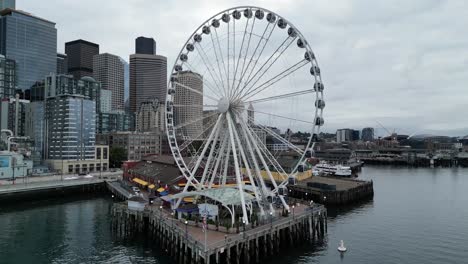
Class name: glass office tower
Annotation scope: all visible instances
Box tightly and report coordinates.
[0,9,57,91]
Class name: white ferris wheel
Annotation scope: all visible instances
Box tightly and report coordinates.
[166,6,325,224]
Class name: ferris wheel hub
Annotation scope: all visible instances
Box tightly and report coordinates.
[217,97,230,113]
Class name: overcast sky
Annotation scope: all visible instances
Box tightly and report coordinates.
[20,0,468,137]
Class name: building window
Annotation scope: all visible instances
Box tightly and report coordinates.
[103,148,108,159]
[75,164,80,173]
[96,163,101,171]
[82,164,87,172]
[96,147,101,159]
[68,165,73,173]
[89,164,94,172]
[103,163,108,171]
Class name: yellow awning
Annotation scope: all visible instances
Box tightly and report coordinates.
[132,178,148,186]
[183,197,194,202]
[157,187,165,192]
[148,184,156,189]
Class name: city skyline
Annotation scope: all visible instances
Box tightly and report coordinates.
[14,0,468,137]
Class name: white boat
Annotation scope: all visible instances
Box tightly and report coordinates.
[338,240,347,252]
[313,162,352,177]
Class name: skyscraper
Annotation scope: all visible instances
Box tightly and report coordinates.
[0,9,57,91]
[135,36,156,55]
[173,71,203,139]
[0,0,15,10]
[93,53,125,110]
[136,99,164,133]
[56,53,68,74]
[129,53,167,113]
[65,39,99,79]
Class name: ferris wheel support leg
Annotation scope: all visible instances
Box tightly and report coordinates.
[200,121,222,186]
[222,140,231,186]
[240,119,290,212]
[208,133,228,188]
[238,119,269,216]
[227,112,249,224]
[231,115,265,216]
[174,114,223,209]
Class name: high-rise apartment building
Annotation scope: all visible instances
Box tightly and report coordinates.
[100,89,112,113]
[0,96,29,136]
[361,127,375,142]
[56,53,68,74]
[93,53,125,110]
[0,55,16,98]
[0,9,57,91]
[0,0,15,10]
[173,71,203,139]
[135,36,156,55]
[65,39,99,79]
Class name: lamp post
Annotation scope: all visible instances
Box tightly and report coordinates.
[242,219,246,239]
[171,212,174,230]
[305,192,308,200]
[185,220,188,241]
[269,211,273,228]
[292,205,295,220]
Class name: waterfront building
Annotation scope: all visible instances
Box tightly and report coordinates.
[0,0,15,10]
[135,36,156,55]
[46,145,109,174]
[173,71,203,139]
[129,37,167,112]
[0,8,57,91]
[100,89,112,113]
[0,55,16,98]
[96,131,160,161]
[0,96,29,136]
[0,151,33,179]
[93,53,125,110]
[97,110,134,134]
[336,128,360,143]
[25,101,44,165]
[136,99,164,133]
[56,53,68,74]
[65,39,99,79]
[28,74,101,165]
[361,127,374,142]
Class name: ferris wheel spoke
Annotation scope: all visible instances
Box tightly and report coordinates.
[246,88,314,104]
[183,61,224,99]
[244,121,288,176]
[249,120,304,155]
[236,17,256,95]
[239,117,288,211]
[190,114,223,176]
[209,31,228,97]
[232,22,273,99]
[195,43,227,96]
[173,104,217,108]
[236,25,277,99]
[199,119,222,185]
[238,36,296,100]
[250,109,314,124]
[174,111,219,130]
[173,81,219,102]
[242,59,309,101]
[213,28,229,94]
[207,132,229,188]
[231,17,251,94]
[179,118,218,151]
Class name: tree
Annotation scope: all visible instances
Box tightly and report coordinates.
[109,146,127,168]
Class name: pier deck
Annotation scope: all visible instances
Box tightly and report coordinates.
[111,201,327,264]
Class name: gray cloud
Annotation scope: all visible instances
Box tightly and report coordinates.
[20,0,468,136]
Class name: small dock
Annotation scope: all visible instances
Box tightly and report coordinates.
[288,176,374,205]
[111,201,327,264]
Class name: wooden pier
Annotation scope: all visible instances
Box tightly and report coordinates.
[111,202,327,264]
